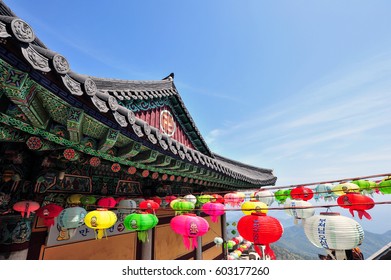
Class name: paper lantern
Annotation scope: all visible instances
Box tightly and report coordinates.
[201,202,225,223]
[337,193,375,220]
[332,183,360,196]
[183,194,197,204]
[241,200,268,215]
[150,196,162,206]
[117,199,137,219]
[36,203,64,227]
[252,190,275,206]
[97,197,117,209]
[124,212,159,242]
[165,195,177,204]
[66,194,83,205]
[139,199,160,214]
[351,180,376,194]
[284,199,315,223]
[214,237,224,246]
[237,213,283,260]
[378,177,391,194]
[171,199,195,215]
[84,209,117,239]
[274,189,291,204]
[13,200,40,218]
[223,192,243,207]
[58,207,87,238]
[211,194,224,204]
[80,195,97,206]
[170,214,209,250]
[197,194,213,204]
[314,184,334,202]
[290,186,314,201]
[303,212,364,252]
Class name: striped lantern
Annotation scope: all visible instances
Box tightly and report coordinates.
[170,214,209,250]
[183,194,197,205]
[252,190,275,206]
[284,199,315,223]
[124,212,159,242]
[303,212,364,253]
[378,177,391,194]
[201,202,225,223]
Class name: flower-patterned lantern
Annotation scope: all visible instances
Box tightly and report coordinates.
[237,213,283,260]
[201,202,225,223]
[36,203,64,227]
[284,199,315,224]
[314,184,334,202]
[303,212,364,260]
[84,208,117,239]
[97,196,117,209]
[252,190,275,206]
[332,182,360,196]
[274,189,291,204]
[224,192,243,207]
[13,200,40,218]
[337,193,375,220]
[241,200,268,215]
[139,199,160,214]
[58,207,87,238]
[290,186,314,201]
[124,212,159,242]
[171,199,195,215]
[170,213,209,250]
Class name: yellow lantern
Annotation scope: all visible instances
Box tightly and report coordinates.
[84,209,117,239]
[241,200,268,215]
[332,183,360,196]
[66,194,84,205]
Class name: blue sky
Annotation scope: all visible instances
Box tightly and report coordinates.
[9,1,391,233]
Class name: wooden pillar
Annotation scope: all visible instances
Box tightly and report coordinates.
[141,229,153,260]
[221,213,228,260]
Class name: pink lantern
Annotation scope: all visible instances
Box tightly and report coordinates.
[201,202,225,223]
[170,214,209,250]
[97,197,117,209]
[224,192,242,207]
[13,200,40,218]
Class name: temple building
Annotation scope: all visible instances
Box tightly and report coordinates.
[0,0,276,260]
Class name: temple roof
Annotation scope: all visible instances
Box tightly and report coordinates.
[0,0,277,190]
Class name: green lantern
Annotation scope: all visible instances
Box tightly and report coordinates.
[171,199,195,215]
[351,180,376,194]
[197,194,213,204]
[124,213,159,242]
[274,189,291,204]
[378,177,391,195]
[80,195,97,206]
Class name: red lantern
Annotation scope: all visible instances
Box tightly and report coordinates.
[97,197,117,209]
[337,193,375,220]
[170,214,209,250]
[211,194,224,204]
[139,199,160,214]
[13,200,40,218]
[237,213,283,260]
[165,195,177,204]
[150,196,162,206]
[36,203,64,227]
[290,186,314,201]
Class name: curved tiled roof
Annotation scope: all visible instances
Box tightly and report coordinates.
[0,0,277,189]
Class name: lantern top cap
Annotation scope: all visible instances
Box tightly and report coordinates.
[250,212,267,216]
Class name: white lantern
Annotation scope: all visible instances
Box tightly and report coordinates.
[117,199,137,220]
[253,190,275,206]
[303,212,364,252]
[284,199,315,224]
[184,194,197,204]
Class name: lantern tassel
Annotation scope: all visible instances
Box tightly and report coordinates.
[43,217,55,227]
[357,210,372,220]
[264,244,276,260]
[183,236,191,249]
[137,231,149,243]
